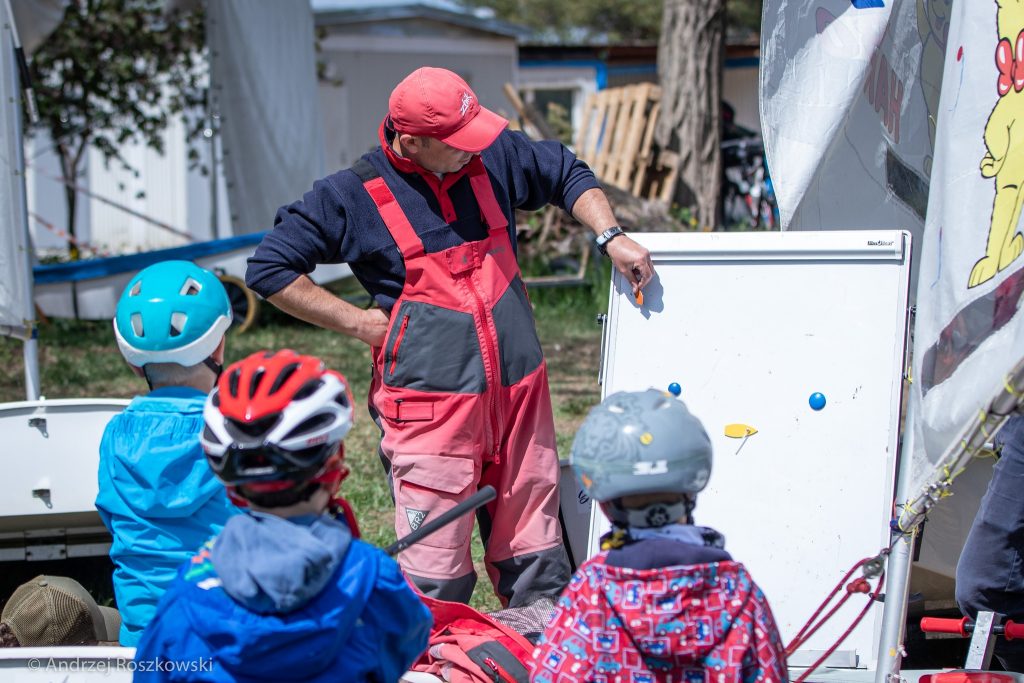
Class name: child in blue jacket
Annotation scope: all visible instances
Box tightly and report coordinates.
[134,350,432,682]
[96,260,239,645]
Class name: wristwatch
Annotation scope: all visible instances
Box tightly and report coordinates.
[595,226,625,256]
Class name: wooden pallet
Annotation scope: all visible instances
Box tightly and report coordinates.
[575,83,678,203]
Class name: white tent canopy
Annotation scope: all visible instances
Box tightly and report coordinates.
[207,0,325,234]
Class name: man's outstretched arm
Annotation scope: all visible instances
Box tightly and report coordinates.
[571,187,655,297]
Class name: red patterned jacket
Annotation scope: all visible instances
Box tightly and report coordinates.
[530,553,788,683]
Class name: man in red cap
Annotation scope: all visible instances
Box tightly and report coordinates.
[246,66,654,609]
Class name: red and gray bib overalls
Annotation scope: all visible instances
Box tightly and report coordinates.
[360,155,571,607]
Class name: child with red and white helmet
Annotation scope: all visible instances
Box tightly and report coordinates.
[531,389,788,683]
[134,350,431,683]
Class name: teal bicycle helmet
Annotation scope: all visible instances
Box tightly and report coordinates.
[114,260,232,368]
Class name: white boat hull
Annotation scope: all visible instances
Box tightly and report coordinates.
[0,398,128,543]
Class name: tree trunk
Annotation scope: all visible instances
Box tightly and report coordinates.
[656,0,725,230]
[57,142,81,260]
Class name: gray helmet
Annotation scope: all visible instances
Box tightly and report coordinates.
[570,389,712,505]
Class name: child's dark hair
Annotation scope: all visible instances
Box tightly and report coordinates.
[0,621,20,647]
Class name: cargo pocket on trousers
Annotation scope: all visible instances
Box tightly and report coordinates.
[392,453,478,549]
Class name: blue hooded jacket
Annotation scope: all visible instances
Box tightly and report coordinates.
[95,387,239,646]
[134,512,432,682]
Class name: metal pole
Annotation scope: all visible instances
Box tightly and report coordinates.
[4,1,40,400]
[22,336,39,400]
[874,399,918,683]
[205,0,220,239]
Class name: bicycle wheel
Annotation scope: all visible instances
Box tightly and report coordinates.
[217,274,259,333]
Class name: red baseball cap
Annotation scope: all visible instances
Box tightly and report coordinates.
[389,67,508,153]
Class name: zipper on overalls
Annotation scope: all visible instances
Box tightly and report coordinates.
[464,251,503,464]
[388,313,410,376]
[481,657,511,682]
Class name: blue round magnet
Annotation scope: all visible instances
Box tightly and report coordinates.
[809,392,826,411]
[668,382,682,397]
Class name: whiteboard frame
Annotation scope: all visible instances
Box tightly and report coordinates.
[585,230,912,670]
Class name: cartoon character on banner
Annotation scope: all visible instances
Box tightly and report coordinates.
[973,0,1024,288]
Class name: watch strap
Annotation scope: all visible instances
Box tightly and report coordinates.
[596,226,625,255]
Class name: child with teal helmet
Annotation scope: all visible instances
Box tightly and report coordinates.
[97,260,240,646]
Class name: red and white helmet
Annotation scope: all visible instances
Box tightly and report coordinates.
[201,350,354,498]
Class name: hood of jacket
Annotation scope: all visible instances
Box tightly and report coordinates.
[592,560,759,670]
[210,511,351,614]
[98,387,228,519]
[180,512,370,680]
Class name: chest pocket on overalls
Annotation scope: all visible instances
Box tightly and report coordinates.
[383,299,487,394]
[491,275,544,386]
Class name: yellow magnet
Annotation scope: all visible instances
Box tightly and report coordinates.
[724,424,758,439]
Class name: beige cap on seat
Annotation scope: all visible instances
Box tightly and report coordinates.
[2,575,121,646]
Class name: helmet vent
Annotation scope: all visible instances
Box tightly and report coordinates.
[269,363,300,395]
[131,313,144,337]
[291,413,333,438]
[236,451,274,475]
[249,368,266,398]
[180,278,202,296]
[129,281,142,297]
[227,414,280,440]
[293,379,322,401]
[228,367,242,397]
[169,312,187,337]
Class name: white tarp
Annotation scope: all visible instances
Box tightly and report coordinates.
[908,1,1024,495]
[208,0,325,235]
[760,0,948,287]
[0,0,35,337]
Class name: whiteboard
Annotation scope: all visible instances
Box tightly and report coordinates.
[588,230,912,669]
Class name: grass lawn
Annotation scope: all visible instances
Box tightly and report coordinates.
[0,261,612,612]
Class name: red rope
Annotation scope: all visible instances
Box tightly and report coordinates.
[29,211,110,257]
[791,570,885,683]
[786,556,873,654]
[26,163,195,241]
[785,550,889,683]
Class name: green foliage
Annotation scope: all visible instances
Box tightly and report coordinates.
[27,0,206,253]
[459,0,762,43]
[727,0,764,35]
[668,204,702,230]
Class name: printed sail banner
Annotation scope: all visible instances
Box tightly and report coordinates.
[908,0,1024,497]
[0,0,34,337]
[760,0,948,287]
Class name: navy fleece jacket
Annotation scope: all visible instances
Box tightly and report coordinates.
[245,127,600,311]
